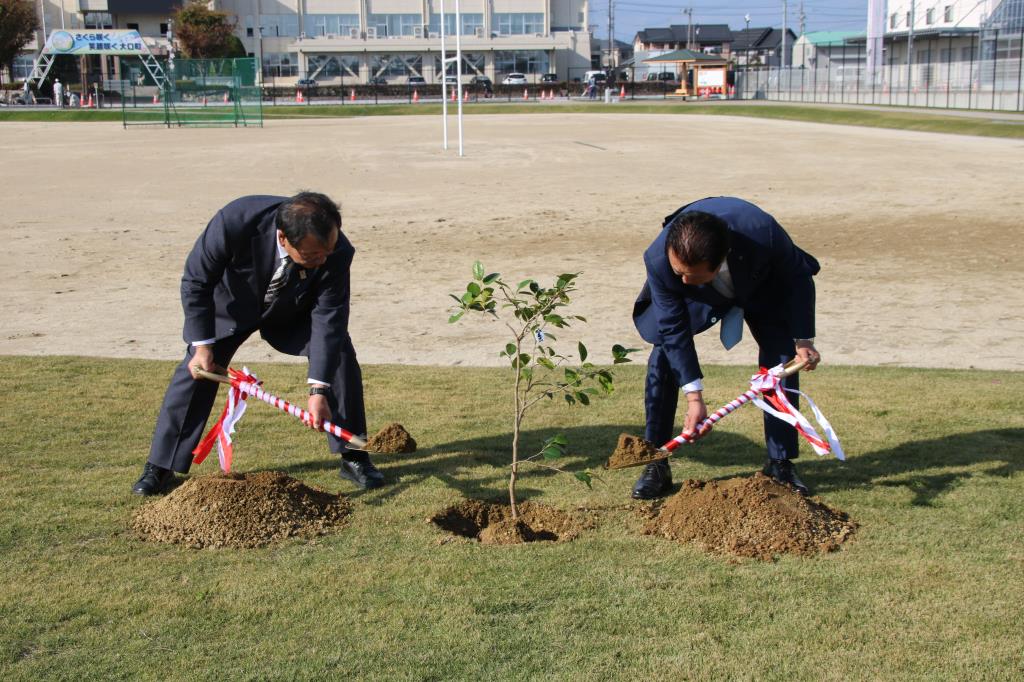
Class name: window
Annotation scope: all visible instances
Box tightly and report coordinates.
[367,14,421,37]
[371,54,423,77]
[160,23,168,36]
[84,12,113,29]
[433,52,485,76]
[307,54,360,78]
[905,12,911,27]
[428,13,483,36]
[304,14,360,37]
[494,13,545,36]
[13,54,35,79]
[126,23,139,31]
[926,8,935,24]
[260,14,300,38]
[494,50,549,74]
[944,6,954,22]
[262,52,299,77]
[890,13,897,29]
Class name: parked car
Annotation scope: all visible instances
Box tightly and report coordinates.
[368,75,387,85]
[469,75,492,86]
[583,70,607,84]
[296,78,317,88]
[407,76,426,86]
[657,71,677,82]
[502,73,528,85]
[540,73,558,83]
[440,75,459,85]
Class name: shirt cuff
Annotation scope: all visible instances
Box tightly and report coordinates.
[307,378,331,387]
[191,338,216,346]
[682,379,704,393]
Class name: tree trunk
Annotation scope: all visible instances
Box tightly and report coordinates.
[509,342,523,520]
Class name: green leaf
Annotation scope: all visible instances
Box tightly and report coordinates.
[461,291,475,305]
[551,434,568,446]
[574,471,593,489]
[516,278,534,291]
[564,394,576,405]
[505,343,517,357]
[542,446,562,461]
[517,353,531,368]
[537,357,555,370]
[447,311,464,324]
[529,281,540,293]
[544,332,557,342]
[575,391,590,406]
[578,342,588,363]
[466,282,481,296]
[472,261,484,280]
[482,273,500,284]
[448,294,464,304]
[543,314,566,327]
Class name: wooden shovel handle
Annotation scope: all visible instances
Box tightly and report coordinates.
[195,369,231,384]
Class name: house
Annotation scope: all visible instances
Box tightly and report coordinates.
[730,27,798,67]
[791,31,863,70]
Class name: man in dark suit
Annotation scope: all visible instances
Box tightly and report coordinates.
[631,196,822,499]
[132,192,384,495]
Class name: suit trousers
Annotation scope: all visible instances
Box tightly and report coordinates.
[147,332,367,473]
[644,313,799,461]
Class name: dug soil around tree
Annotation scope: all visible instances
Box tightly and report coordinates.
[430,500,595,545]
[367,422,417,453]
[132,471,351,549]
[605,433,666,470]
[643,473,856,561]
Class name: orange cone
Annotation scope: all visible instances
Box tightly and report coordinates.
[86,93,94,108]
[619,84,625,100]
[350,88,356,102]
[223,92,229,103]
[451,88,457,102]
[152,93,159,104]
[463,89,469,102]
[202,95,208,105]
[523,88,528,100]
[412,89,419,103]
[295,90,303,103]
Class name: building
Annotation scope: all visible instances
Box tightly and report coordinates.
[791,31,862,70]
[631,23,733,79]
[220,0,593,83]
[9,1,594,85]
[731,27,798,67]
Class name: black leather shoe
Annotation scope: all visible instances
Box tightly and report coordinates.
[763,458,810,496]
[631,460,673,500]
[132,462,175,496]
[339,457,385,490]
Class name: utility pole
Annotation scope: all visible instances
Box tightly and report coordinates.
[800,1,806,36]
[782,0,788,68]
[907,0,915,69]
[683,8,694,50]
[608,0,614,71]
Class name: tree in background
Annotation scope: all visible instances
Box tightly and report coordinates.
[0,0,39,87]
[173,0,236,59]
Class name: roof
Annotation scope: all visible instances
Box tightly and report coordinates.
[800,30,862,46]
[753,28,799,49]
[644,49,729,63]
[636,24,734,45]
[731,27,773,50]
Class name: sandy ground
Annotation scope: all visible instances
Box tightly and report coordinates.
[1,114,1022,372]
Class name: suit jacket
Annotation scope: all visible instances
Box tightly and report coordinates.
[633,196,819,386]
[180,195,355,382]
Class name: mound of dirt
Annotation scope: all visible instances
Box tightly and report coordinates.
[430,500,593,545]
[605,433,665,469]
[367,422,417,454]
[643,473,855,560]
[132,471,350,549]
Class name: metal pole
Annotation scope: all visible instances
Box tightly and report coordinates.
[441,1,448,150]
[456,0,464,156]
[991,29,999,111]
[968,33,975,109]
[1017,30,1023,112]
[906,0,914,106]
[946,34,953,109]
[782,0,788,69]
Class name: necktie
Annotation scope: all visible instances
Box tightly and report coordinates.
[263,255,293,309]
[719,305,744,350]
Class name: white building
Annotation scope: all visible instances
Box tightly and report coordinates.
[9,1,593,85]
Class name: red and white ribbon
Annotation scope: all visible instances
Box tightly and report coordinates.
[661,363,843,460]
[192,367,261,472]
[193,366,368,472]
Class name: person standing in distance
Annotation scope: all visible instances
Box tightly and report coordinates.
[631,196,822,499]
[132,192,384,495]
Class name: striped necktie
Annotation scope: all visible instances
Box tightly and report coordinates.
[263,255,293,309]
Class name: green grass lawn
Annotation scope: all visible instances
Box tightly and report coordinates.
[2,102,1022,138]
[1,356,1022,679]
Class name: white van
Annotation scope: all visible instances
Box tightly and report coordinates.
[583,70,607,84]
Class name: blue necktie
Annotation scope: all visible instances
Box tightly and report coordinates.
[720,306,744,350]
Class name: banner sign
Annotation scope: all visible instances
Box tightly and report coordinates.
[45,29,148,56]
[696,69,725,88]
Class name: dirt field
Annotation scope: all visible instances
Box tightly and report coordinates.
[1,114,1021,371]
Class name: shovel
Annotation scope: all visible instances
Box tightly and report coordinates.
[604,357,808,470]
[195,368,385,455]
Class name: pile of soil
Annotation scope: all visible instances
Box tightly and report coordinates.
[430,500,593,545]
[132,471,350,549]
[367,422,417,454]
[643,473,856,560]
[605,433,666,469]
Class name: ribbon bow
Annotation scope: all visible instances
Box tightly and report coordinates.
[192,367,263,472]
[749,364,845,460]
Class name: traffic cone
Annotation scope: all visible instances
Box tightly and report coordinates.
[412,89,419,103]
[350,88,356,102]
[202,95,208,105]
[548,89,554,100]
[451,88,457,102]
[223,92,229,104]
[86,93,94,108]
[295,90,304,103]
[152,93,159,104]
[523,88,528,100]
[463,89,469,102]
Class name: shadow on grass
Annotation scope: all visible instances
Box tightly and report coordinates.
[278,426,1023,507]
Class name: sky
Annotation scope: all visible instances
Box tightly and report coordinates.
[590,0,871,42]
